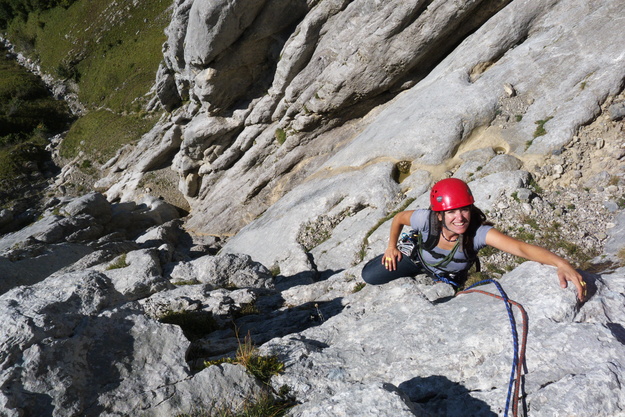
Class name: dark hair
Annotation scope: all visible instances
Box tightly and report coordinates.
[463,205,488,261]
[436,204,488,262]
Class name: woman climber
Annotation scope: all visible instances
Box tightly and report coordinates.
[361,178,587,301]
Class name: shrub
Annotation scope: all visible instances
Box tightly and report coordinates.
[275,128,286,145]
[204,333,284,384]
[533,117,553,138]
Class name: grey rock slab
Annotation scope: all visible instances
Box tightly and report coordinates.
[183,0,269,67]
[261,262,625,415]
[291,382,430,417]
[223,162,400,271]
[0,243,93,295]
[0,268,264,417]
[63,192,112,222]
[260,0,618,224]
[104,249,171,300]
[603,210,625,259]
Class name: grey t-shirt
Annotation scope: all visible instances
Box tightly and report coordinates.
[409,209,492,275]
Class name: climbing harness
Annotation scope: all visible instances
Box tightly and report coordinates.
[398,223,478,285]
[439,278,529,417]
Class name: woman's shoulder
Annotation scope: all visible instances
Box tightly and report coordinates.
[473,223,494,247]
[410,208,433,231]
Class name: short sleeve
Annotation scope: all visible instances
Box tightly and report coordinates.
[473,224,494,250]
[409,209,431,234]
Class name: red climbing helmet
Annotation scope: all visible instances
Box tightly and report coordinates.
[430,178,474,211]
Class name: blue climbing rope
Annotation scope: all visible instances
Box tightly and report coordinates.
[433,273,459,288]
[464,279,519,417]
[432,276,524,417]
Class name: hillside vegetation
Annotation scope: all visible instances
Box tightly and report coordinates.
[3,0,170,167]
[0,45,70,197]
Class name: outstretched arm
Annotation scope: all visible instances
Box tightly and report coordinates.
[485,228,586,301]
[382,210,414,271]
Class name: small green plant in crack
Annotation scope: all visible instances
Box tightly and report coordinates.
[525,139,534,150]
[520,214,540,230]
[106,254,128,270]
[533,116,553,138]
[238,302,260,316]
[528,176,543,194]
[275,128,287,145]
[269,264,281,277]
[51,207,65,217]
[204,332,284,384]
[172,279,200,286]
[352,282,366,293]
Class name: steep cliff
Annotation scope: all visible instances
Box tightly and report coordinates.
[96,0,624,270]
[1,0,624,416]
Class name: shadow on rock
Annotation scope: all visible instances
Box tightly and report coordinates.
[191,296,345,364]
[398,375,497,417]
[8,308,138,417]
[274,268,344,292]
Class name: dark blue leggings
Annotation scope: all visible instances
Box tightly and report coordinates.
[361,254,425,285]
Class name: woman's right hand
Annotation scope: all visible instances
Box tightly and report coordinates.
[382,247,403,271]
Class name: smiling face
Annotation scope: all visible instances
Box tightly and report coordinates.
[437,206,472,236]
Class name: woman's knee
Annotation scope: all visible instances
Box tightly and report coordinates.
[361,256,395,285]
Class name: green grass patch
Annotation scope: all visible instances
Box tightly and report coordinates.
[238,302,260,316]
[59,109,158,163]
[275,128,286,145]
[520,215,540,230]
[5,0,171,112]
[533,116,553,138]
[204,333,284,384]
[106,253,128,270]
[3,0,170,169]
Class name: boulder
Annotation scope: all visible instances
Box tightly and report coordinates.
[168,252,274,290]
[63,192,112,222]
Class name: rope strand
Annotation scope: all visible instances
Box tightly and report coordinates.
[432,277,529,417]
[458,286,529,416]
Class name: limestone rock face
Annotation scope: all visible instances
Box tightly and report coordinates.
[98,0,624,273]
[4,0,625,416]
[0,202,269,416]
[262,263,625,416]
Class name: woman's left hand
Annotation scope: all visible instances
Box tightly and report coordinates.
[485,228,587,301]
